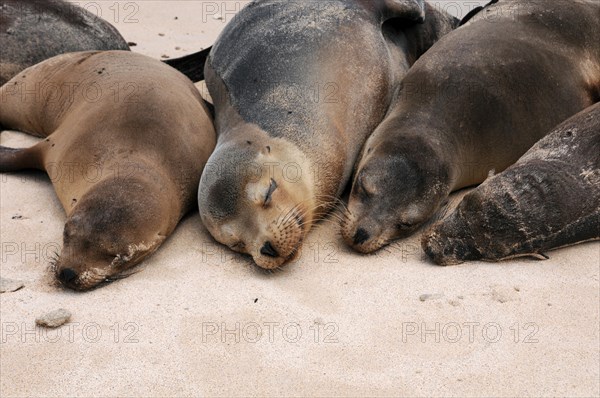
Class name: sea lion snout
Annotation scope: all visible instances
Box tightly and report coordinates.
[253,207,306,269]
[54,256,105,291]
[57,268,78,285]
[260,241,279,258]
[422,204,483,266]
[341,212,386,254]
[353,228,370,246]
[422,230,482,266]
[55,265,107,291]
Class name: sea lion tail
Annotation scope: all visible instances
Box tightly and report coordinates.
[163,47,212,82]
[0,145,44,172]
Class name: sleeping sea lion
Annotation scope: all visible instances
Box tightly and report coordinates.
[341,0,600,253]
[423,102,600,265]
[0,0,129,85]
[198,0,458,269]
[0,51,216,290]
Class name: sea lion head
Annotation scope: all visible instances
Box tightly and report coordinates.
[54,177,168,290]
[422,189,490,266]
[198,132,315,269]
[342,133,451,253]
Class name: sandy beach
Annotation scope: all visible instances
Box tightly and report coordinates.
[1,1,599,396]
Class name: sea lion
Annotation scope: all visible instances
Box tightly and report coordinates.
[198,0,458,269]
[341,0,600,253]
[0,51,216,290]
[0,0,129,86]
[422,102,600,265]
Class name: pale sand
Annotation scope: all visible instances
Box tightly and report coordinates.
[1,1,598,397]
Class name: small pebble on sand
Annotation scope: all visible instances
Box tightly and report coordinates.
[419,293,443,302]
[36,309,72,328]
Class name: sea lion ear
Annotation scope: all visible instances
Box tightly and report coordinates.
[380,0,425,23]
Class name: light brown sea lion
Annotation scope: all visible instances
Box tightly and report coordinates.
[0,0,129,86]
[422,102,600,265]
[198,0,458,269]
[341,0,600,253]
[0,51,216,290]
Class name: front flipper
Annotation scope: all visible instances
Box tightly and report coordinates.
[0,144,45,172]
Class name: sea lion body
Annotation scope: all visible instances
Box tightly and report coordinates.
[423,102,600,265]
[0,0,129,86]
[342,0,600,253]
[199,0,457,269]
[0,51,216,290]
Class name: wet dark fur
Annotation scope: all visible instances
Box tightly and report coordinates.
[342,0,600,253]
[423,103,600,265]
[0,0,129,85]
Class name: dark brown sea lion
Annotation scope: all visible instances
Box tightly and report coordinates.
[342,0,600,253]
[0,51,216,290]
[197,0,458,269]
[422,102,600,265]
[0,0,129,86]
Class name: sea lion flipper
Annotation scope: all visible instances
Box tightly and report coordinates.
[0,144,44,172]
[458,0,499,26]
[380,0,425,23]
[163,47,212,83]
[531,253,550,261]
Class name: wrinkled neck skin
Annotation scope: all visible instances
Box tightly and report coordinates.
[45,152,184,221]
[361,101,463,189]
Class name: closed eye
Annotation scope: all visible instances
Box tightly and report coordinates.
[263,178,278,207]
[396,222,414,230]
[355,176,372,198]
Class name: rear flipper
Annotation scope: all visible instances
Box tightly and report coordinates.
[163,47,212,83]
[0,144,44,172]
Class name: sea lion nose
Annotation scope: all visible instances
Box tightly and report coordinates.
[260,241,279,258]
[58,268,78,284]
[353,228,370,245]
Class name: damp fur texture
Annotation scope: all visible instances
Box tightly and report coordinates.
[423,103,600,265]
